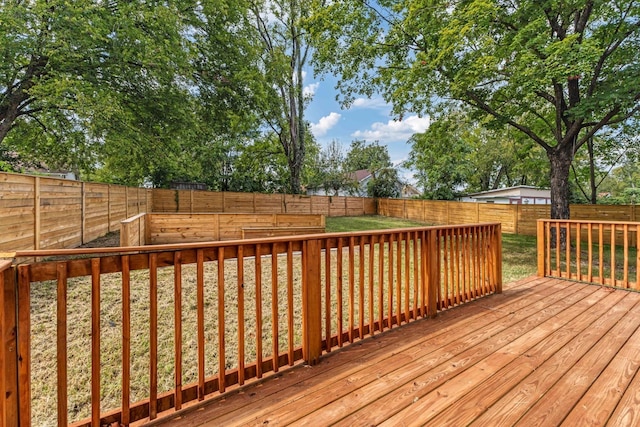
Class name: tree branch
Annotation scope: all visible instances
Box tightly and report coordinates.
[463,89,551,150]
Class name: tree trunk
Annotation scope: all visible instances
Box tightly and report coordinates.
[587,136,597,204]
[548,145,573,220]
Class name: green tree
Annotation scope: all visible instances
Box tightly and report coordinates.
[367,167,401,198]
[230,135,291,193]
[314,140,350,195]
[344,140,392,173]
[309,1,640,219]
[252,0,312,194]
[570,121,640,204]
[407,116,472,200]
[0,1,196,177]
[598,152,640,204]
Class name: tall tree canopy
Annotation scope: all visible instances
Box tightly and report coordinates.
[344,139,392,174]
[407,110,549,199]
[1,0,196,175]
[309,0,640,218]
[1,0,317,193]
[252,0,312,194]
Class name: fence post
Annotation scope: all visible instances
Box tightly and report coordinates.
[81,182,86,245]
[33,177,40,251]
[537,220,546,277]
[1,262,19,426]
[302,239,322,365]
[425,230,439,318]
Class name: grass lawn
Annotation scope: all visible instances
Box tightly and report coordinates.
[327,215,539,283]
[325,215,429,233]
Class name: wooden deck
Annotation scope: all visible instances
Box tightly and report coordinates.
[149,276,640,426]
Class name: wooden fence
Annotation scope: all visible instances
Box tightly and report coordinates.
[0,173,150,252]
[0,172,376,252]
[537,219,640,289]
[378,199,640,236]
[152,188,376,217]
[121,213,326,246]
[0,223,501,426]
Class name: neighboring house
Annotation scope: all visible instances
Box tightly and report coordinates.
[170,182,208,191]
[28,168,77,180]
[1,151,77,180]
[400,184,421,199]
[461,185,551,204]
[307,169,373,197]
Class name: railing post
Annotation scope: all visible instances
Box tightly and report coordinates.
[1,262,19,426]
[493,224,503,294]
[302,239,322,365]
[425,230,438,318]
[537,220,545,277]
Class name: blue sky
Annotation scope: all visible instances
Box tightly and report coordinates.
[303,73,430,184]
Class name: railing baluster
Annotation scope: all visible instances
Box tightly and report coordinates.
[368,236,375,334]
[359,237,365,338]
[122,256,131,424]
[218,247,226,391]
[197,249,205,399]
[270,244,278,374]
[426,229,438,317]
[442,229,449,308]
[324,240,332,350]
[434,230,441,310]
[336,237,343,346]
[412,231,419,319]
[348,236,355,343]
[149,253,158,419]
[599,224,604,285]
[588,223,593,282]
[404,232,410,322]
[473,226,480,296]
[565,222,572,279]
[378,234,384,332]
[463,227,473,301]
[237,246,245,383]
[576,223,582,281]
[287,241,294,365]
[396,233,402,326]
[545,221,551,276]
[173,252,182,409]
[255,244,263,378]
[611,224,617,287]
[56,263,68,427]
[387,233,394,326]
[90,258,100,426]
[454,228,460,305]
[624,224,629,288]
[481,226,488,295]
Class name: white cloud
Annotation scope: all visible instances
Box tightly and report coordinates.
[311,112,342,137]
[351,115,430,143]
[351,97,390,110]
[303,82,320,97]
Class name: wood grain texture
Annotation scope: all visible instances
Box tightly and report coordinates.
[152,276,637,427]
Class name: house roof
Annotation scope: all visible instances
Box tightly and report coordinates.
[466,185,550,199]
[347,169,372,182]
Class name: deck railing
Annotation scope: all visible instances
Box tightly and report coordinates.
[537,219,640,289]
[0,223,501,426]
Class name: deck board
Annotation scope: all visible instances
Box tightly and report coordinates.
[149,276,640,426]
